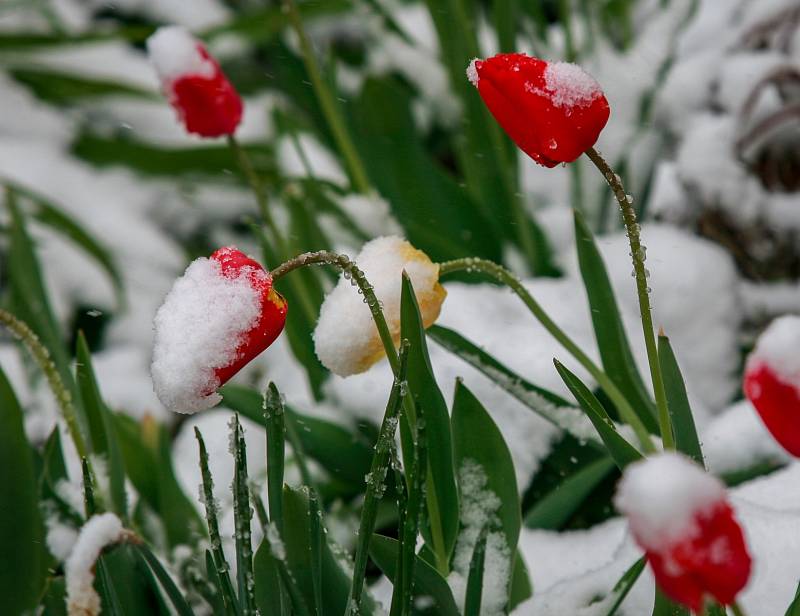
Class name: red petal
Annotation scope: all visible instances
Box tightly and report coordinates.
[745,361,800,456]
[209,247,287,386]
[473,53,610,167]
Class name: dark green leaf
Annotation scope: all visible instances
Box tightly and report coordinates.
[601,557,645,616]
[573,209,657,432]
[652,588,689,616]
[253,542,289,616]
[554,360,643,470]
[463,526,488,616]
[231,416,257,614]
[9,67,153,105]
[658,335,704,466]
[401,274,459,568]
[0,365,45,613]
[133,544,195,616]
[264,383,286,533]
[525,456,616,529]
[785,579,800,616]
[508,553,533,610]
[370,535,460,616]
[75,332,127,518]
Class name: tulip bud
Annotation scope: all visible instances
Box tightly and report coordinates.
[314,236,446,376]
[147,26,243,137]
[467,53,610,167]
[614,453,751,612]
[744,315,800,456]
[152,247,287,413]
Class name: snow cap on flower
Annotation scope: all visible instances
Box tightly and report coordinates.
[744,315,800,455]
[146,25,243,137]
[614,452,751,611]
[313,236,445,376]
[152,246,287,413]
[65,513,125,616]
[467,53,610,167]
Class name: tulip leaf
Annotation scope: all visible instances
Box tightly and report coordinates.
[573,209,657,432]
[601,557,646,616]
[0,365,46,614]
[133,544,195,616]
[400,273,460,568]
[554,359,643,470]
[9,67,154,105]
[658,334,704,467]
[451,381,522,580]
[785,580,800,616]
[652,588,689,616]
[525,455,616,529]
[75,332,128,519]
[463,526,488,616]
[508,553,534,610]
[369,535,460,616]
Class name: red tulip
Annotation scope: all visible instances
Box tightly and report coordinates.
[152,246,287,413]
[467,53,610,167]
[615,453,751,613]
[147,26,243,138]
[744,315,800,456]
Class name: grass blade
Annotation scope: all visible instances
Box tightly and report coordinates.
[133,544,195,616]
[231,416,257,615]
[602,557,645,615]
[263,383,286,533]
[463,526,488,616]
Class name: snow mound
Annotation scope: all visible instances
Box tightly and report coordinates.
[147,26,215,83]
[151,256,262,413]
[614,452,726,551]
[747,315,800,389]
[544,62,603,109]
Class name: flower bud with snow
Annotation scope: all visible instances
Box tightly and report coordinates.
[467,53,610,167]
[152,246,287,413]
[614,452,751,612]
[147,26,243,137]
[744,315,800,456]
[313,236,445,376]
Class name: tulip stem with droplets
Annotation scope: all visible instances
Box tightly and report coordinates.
[584,147,674,450]
[437,258,656,453]
[281,0,372,195]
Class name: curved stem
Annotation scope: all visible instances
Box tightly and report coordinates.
[271,251,398,374]
[281,0,372,194]
[0,308,88,459]
[584,147,674,450]
[438,258,656,453]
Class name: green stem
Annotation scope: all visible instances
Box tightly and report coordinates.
[0,308,89,459]
[346,341,410,616]
[438,258,656,453]
[584,147,674,450]
[282,0,372,194]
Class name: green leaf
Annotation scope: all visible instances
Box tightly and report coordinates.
[370,535,460,616]
[525,456,616,529]
[133,544,195,616]
[601,557,645,616]
[99,544,171,615]
[114,415,203,547]
[253,543,289,616]
[349,76,503,263]
[263,383,286,533]
[0,365,45,614]
[463,526,488,616]
[221,384,374,497]
[230,416,257,614]
[573,209,657,432]
[451,381,522,570]
[401,274,459,569]
[9,67,154,105]
[785,579,800,616]
[652,588,689,616]
[75,332,128,519]
[658,335,704,467]
[554,360,643,470]
[42,576,67,616]
[508,553,533,610]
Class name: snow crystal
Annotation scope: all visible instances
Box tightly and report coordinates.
[313,236,445,377]
[543,62,602,109]
[614,452,726,551]
[151,256,262,413]
[65,513,125,616]
[466,59,480,86]
[146,26,215,83]
[266,522,286,560]
[448,459,511,616]
[45,512,78,561]
[747,315,800,390]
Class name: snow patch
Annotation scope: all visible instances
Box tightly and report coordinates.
[543,62,603,109]
[151,256,262,413]
[614,452,726,551]
[748,315,800,390]
[147,26,215,83]
[466,59,480,86]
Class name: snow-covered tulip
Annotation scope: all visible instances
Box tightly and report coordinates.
[467,53,610,167]
[147,26,243,137]
[314,236,446,376]
[152,246,287,413]
[614,453,751,612]
[744,315,800,456]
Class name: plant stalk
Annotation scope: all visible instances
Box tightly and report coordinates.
[584,147,674,450]
[438,258,656,452]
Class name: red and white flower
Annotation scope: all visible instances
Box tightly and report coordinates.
[147,26,243,137]
[614,453,751,612]
[151,246,287,413]
[744,315,800,456]
[467,53,610,167]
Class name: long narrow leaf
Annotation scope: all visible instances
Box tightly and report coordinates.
[602,557,645,616]
[133,544,195,616]
[463,527,488,616]
[231,416,257,614]
[263,383,286,532]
